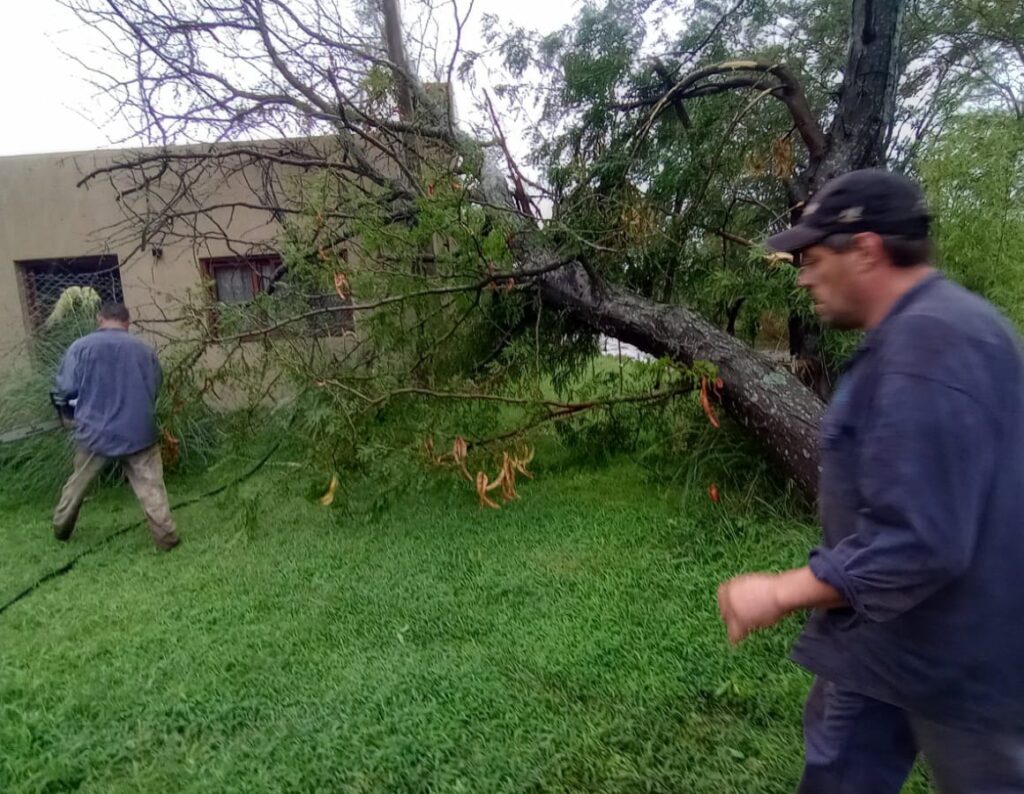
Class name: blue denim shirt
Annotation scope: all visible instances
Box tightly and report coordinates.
[54,328,162,457]
[791,274,1024,732]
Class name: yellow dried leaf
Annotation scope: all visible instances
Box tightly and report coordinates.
[771,136,794,178]
[510,445,535,479]
[700,377,720,429]
[498,453,518,502]
[334,272,349,300]
[452,436,472,480]
[476,471,501,509]
[319,474,339,506]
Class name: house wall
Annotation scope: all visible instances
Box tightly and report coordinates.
[0,145,286,366]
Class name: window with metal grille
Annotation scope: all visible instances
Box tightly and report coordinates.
[17,255,124,331]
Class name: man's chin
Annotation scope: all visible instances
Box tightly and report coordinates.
[817,312,858,331]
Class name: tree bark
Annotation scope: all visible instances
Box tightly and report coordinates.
[537,260,825,498]
[532,0,906,499]
[380,0,416,122]
[803,0,909,193]
[785,0,908,400]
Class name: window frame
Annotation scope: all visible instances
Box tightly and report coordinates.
[200,253,281,305]
[16,254,124,334]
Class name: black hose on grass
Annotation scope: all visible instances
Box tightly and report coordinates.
[0,441,282,617]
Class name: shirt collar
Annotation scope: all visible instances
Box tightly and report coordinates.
[844,271,943,367]
[872,270,943,335]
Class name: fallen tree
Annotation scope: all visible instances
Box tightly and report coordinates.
[60,0,1013,498]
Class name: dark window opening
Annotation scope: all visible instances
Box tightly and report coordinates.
[206,252,354,338]
[268,262,355,338]
[17,255,123,332]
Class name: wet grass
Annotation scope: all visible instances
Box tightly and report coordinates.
[0,444,931,792]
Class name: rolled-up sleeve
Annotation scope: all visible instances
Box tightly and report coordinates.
[809,372,994,622]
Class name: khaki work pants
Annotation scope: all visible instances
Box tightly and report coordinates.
[53,445,179,550]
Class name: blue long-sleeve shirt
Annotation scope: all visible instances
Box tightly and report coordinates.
[791,273,1024,732]
[54,328,162,457]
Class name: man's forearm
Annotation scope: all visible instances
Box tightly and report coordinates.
[774,566,847,614]
[718,566,848,644]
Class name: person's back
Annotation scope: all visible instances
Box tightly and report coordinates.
[917,280,1024,727]
[59,327,161,457]
[52,302,179,551]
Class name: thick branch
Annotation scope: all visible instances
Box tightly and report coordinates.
[536,261,824,497]
[641,59,827,164]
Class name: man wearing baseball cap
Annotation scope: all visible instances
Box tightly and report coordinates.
[717,169,1024,791]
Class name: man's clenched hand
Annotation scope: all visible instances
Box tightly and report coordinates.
[717,573,786,644]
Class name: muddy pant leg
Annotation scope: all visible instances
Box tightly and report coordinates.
[52,448,107,540]
[122,445,179,550]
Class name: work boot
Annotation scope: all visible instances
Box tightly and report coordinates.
[154,533,180,552]
[53,516,77,542]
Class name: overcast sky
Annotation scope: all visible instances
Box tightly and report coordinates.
[0,1,584,157]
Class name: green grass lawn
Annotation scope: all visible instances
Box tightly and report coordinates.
[0,443,931,792]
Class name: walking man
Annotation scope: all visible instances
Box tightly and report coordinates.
[717,170,1024,791]
[52,301,180,551]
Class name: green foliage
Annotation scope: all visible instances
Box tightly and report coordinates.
[476,0,1023,379]
[156,352,225,475]
[0,296,100,499]
[0,422,74,502]
[502,0,834,360]
[550,357,691,460]
[36,287,102,370]
[920,113,1024,328]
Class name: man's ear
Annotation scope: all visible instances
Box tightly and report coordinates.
[850,232,886,272]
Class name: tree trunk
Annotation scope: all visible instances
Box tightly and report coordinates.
[532,0,906,499]
[536,260,825,498]
[804,0,909,192]
[782,0,908,400]
[381,0,416,122]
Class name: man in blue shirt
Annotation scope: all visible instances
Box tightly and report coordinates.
[717,170,1024,791]
[52,301,179,551]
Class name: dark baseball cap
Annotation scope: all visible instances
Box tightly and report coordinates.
[766,169,931,254]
